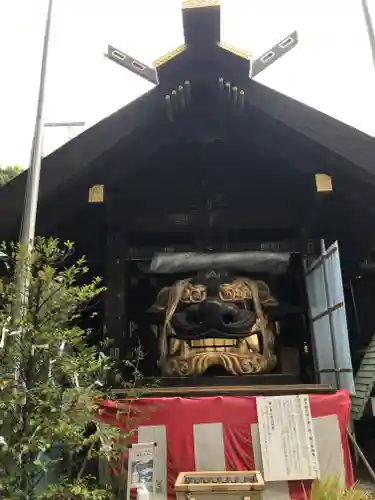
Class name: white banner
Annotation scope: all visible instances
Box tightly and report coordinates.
[256,395,320,482]
[127,442,156,499]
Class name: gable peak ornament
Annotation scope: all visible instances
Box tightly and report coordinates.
[105,0,298,84]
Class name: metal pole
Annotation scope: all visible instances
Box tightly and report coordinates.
[20,0,54,248]
[42,121,86,156]
[11,0,54,338]
[347,429,375,484]
[44,122,86,128]
[362,0,375,70]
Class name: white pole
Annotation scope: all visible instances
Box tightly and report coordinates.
[12,0,54,336]
[361,0,375,69]
[20,0,54,248]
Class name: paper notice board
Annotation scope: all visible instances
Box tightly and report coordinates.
[127,442,156,499]
[256,395,320,482]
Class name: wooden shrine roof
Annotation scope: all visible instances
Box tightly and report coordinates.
[1,0,375,240]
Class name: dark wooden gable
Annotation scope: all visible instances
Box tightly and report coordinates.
[1,0,375,250]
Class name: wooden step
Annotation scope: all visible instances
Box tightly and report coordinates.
[112,384,336,398]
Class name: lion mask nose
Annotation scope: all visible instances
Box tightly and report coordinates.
[199,299,240,326]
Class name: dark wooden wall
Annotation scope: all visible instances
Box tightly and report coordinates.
[26,126,375,375]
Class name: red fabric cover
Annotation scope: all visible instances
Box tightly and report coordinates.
[100,390,353,499]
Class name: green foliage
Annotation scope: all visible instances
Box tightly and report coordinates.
[0,165,23,186]
[309,477,374,500]
[0,238,137,499]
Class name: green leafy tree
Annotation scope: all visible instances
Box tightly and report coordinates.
[308,477,374,499]
[0,238,139,499]
[0,165,24,186]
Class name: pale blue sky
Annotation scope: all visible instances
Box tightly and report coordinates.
[0,0,375,166]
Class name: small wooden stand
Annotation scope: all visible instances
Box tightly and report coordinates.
[174,471,264,500]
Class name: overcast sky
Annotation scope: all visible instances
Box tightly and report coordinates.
[0,0,375,166]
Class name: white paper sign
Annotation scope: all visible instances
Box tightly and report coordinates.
[127,442,156,497]
[256,395,320,482]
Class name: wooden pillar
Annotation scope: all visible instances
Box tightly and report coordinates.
[104,195,128,361]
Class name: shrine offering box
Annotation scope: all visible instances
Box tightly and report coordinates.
[174,471,264,500]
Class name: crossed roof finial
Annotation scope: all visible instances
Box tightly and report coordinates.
[105,0,298,84]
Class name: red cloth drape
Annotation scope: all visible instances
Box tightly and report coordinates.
[100,391,353,499]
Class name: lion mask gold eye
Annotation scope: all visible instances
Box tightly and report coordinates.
[221,287,234,300]
[219,282,252,302]
[181,284,207,303]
